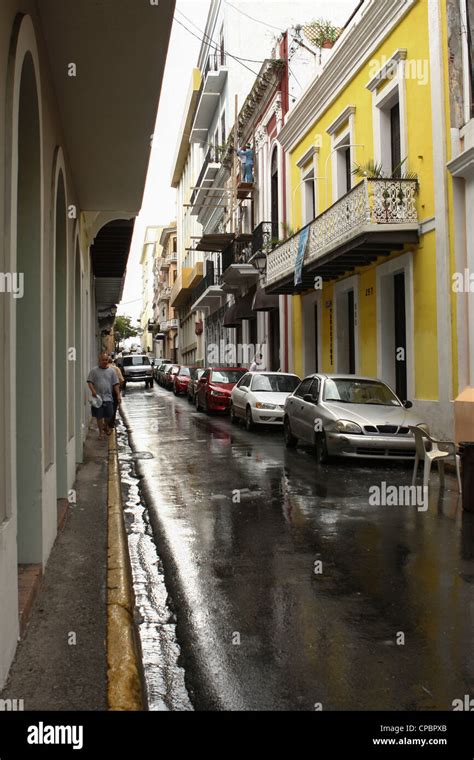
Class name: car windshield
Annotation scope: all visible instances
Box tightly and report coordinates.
[251,374,300,393]
[123,356,150,366]
[211,370,246,384]
[179,367,190,376]
[323,378,401,406]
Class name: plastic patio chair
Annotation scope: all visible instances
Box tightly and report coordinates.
[408,426,462,494]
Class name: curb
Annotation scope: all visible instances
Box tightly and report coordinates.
[106,429,143,711]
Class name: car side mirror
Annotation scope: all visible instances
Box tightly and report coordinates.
[241,386,248,393]
[403,400,413,409]
[303,394,315,404]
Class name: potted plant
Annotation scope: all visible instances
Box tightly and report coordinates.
[304,19,341,50]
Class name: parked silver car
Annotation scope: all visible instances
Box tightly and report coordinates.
[284,374,428,463]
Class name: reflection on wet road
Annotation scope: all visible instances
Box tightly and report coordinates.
[120,383,474,711]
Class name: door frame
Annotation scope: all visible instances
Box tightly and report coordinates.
[333,275,360,374]
[376,252,415,400]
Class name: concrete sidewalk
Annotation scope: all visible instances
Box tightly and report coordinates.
[0,425,109,710]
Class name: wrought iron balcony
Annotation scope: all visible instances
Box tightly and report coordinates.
[204,52,227,79]
[265,178,419,293]
[190,146,221,212]
[191,260,225,311]
[252,221,279,256]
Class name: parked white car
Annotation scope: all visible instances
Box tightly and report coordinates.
[230,372,301,431]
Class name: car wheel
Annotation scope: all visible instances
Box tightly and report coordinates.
[316,432,329,464]
[284,417,297,448]
[230,404,238,425]
[245,406,254,432]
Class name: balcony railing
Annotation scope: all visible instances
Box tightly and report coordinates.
[192,261,221,302]
[252,221,279,256]
[190,146,221,207]
[160,318,179,331]
[266,179,419,287]
[158,286,171,301]
[204,52,227,79]
[221,240,253,274]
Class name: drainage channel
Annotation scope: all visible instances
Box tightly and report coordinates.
[115,417,193,711]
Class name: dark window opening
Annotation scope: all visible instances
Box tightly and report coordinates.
[344,147,352,195]
[271,149,279,231]
[394,272,407,401]
[390,102,401,177]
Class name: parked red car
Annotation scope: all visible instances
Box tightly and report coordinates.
[195,367,247,413]
[173,366,193,396]
[163,364,179,389]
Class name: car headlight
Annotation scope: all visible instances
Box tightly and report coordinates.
[335,419,363,434]
[211,390,224,397]
[255,402,277,410]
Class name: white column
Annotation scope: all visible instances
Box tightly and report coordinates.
[428,0,453,403]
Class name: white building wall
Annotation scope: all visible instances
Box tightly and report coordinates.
[0,5,120,687]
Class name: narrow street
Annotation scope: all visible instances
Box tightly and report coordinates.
[119,384,474,712]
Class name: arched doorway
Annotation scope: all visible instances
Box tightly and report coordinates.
[54,172,68,498]
[16,52,42,562]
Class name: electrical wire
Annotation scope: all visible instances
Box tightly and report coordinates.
[223,0,287,32]
[175,7,267,64]
[173,9,282,86]
[173,16,264,82]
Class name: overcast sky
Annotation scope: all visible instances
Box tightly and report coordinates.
[119,0,361,323]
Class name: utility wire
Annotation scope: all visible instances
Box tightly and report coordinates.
[174,10,282,86]
[173,17,262,81]
[175,8,267,64]
[223,0,287,32]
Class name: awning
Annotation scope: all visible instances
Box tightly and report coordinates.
[195,233,235,252]
[235,292,255,321]
[252,288,280,312]
[223,304,240,327]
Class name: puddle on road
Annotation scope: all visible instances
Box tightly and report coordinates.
[115,419,193,711]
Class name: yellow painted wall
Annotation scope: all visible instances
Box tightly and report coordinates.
[286,0,440,400]
[357,268,377,377]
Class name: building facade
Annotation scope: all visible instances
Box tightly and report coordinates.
[179,0,325,369]
[155,224,179,362]
[0,1,173,687]
[266,0,468,439]
[140,226,160,353]
[445,0,474,441]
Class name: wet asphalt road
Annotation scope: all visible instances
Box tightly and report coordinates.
[120,382,474,711]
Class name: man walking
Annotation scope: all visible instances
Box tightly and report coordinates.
[87,352,121,440]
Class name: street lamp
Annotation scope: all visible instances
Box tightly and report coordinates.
[248,250,267,276]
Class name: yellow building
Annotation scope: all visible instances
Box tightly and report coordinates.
[267,0,460,438]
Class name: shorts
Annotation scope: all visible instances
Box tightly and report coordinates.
[91,401,114,420]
